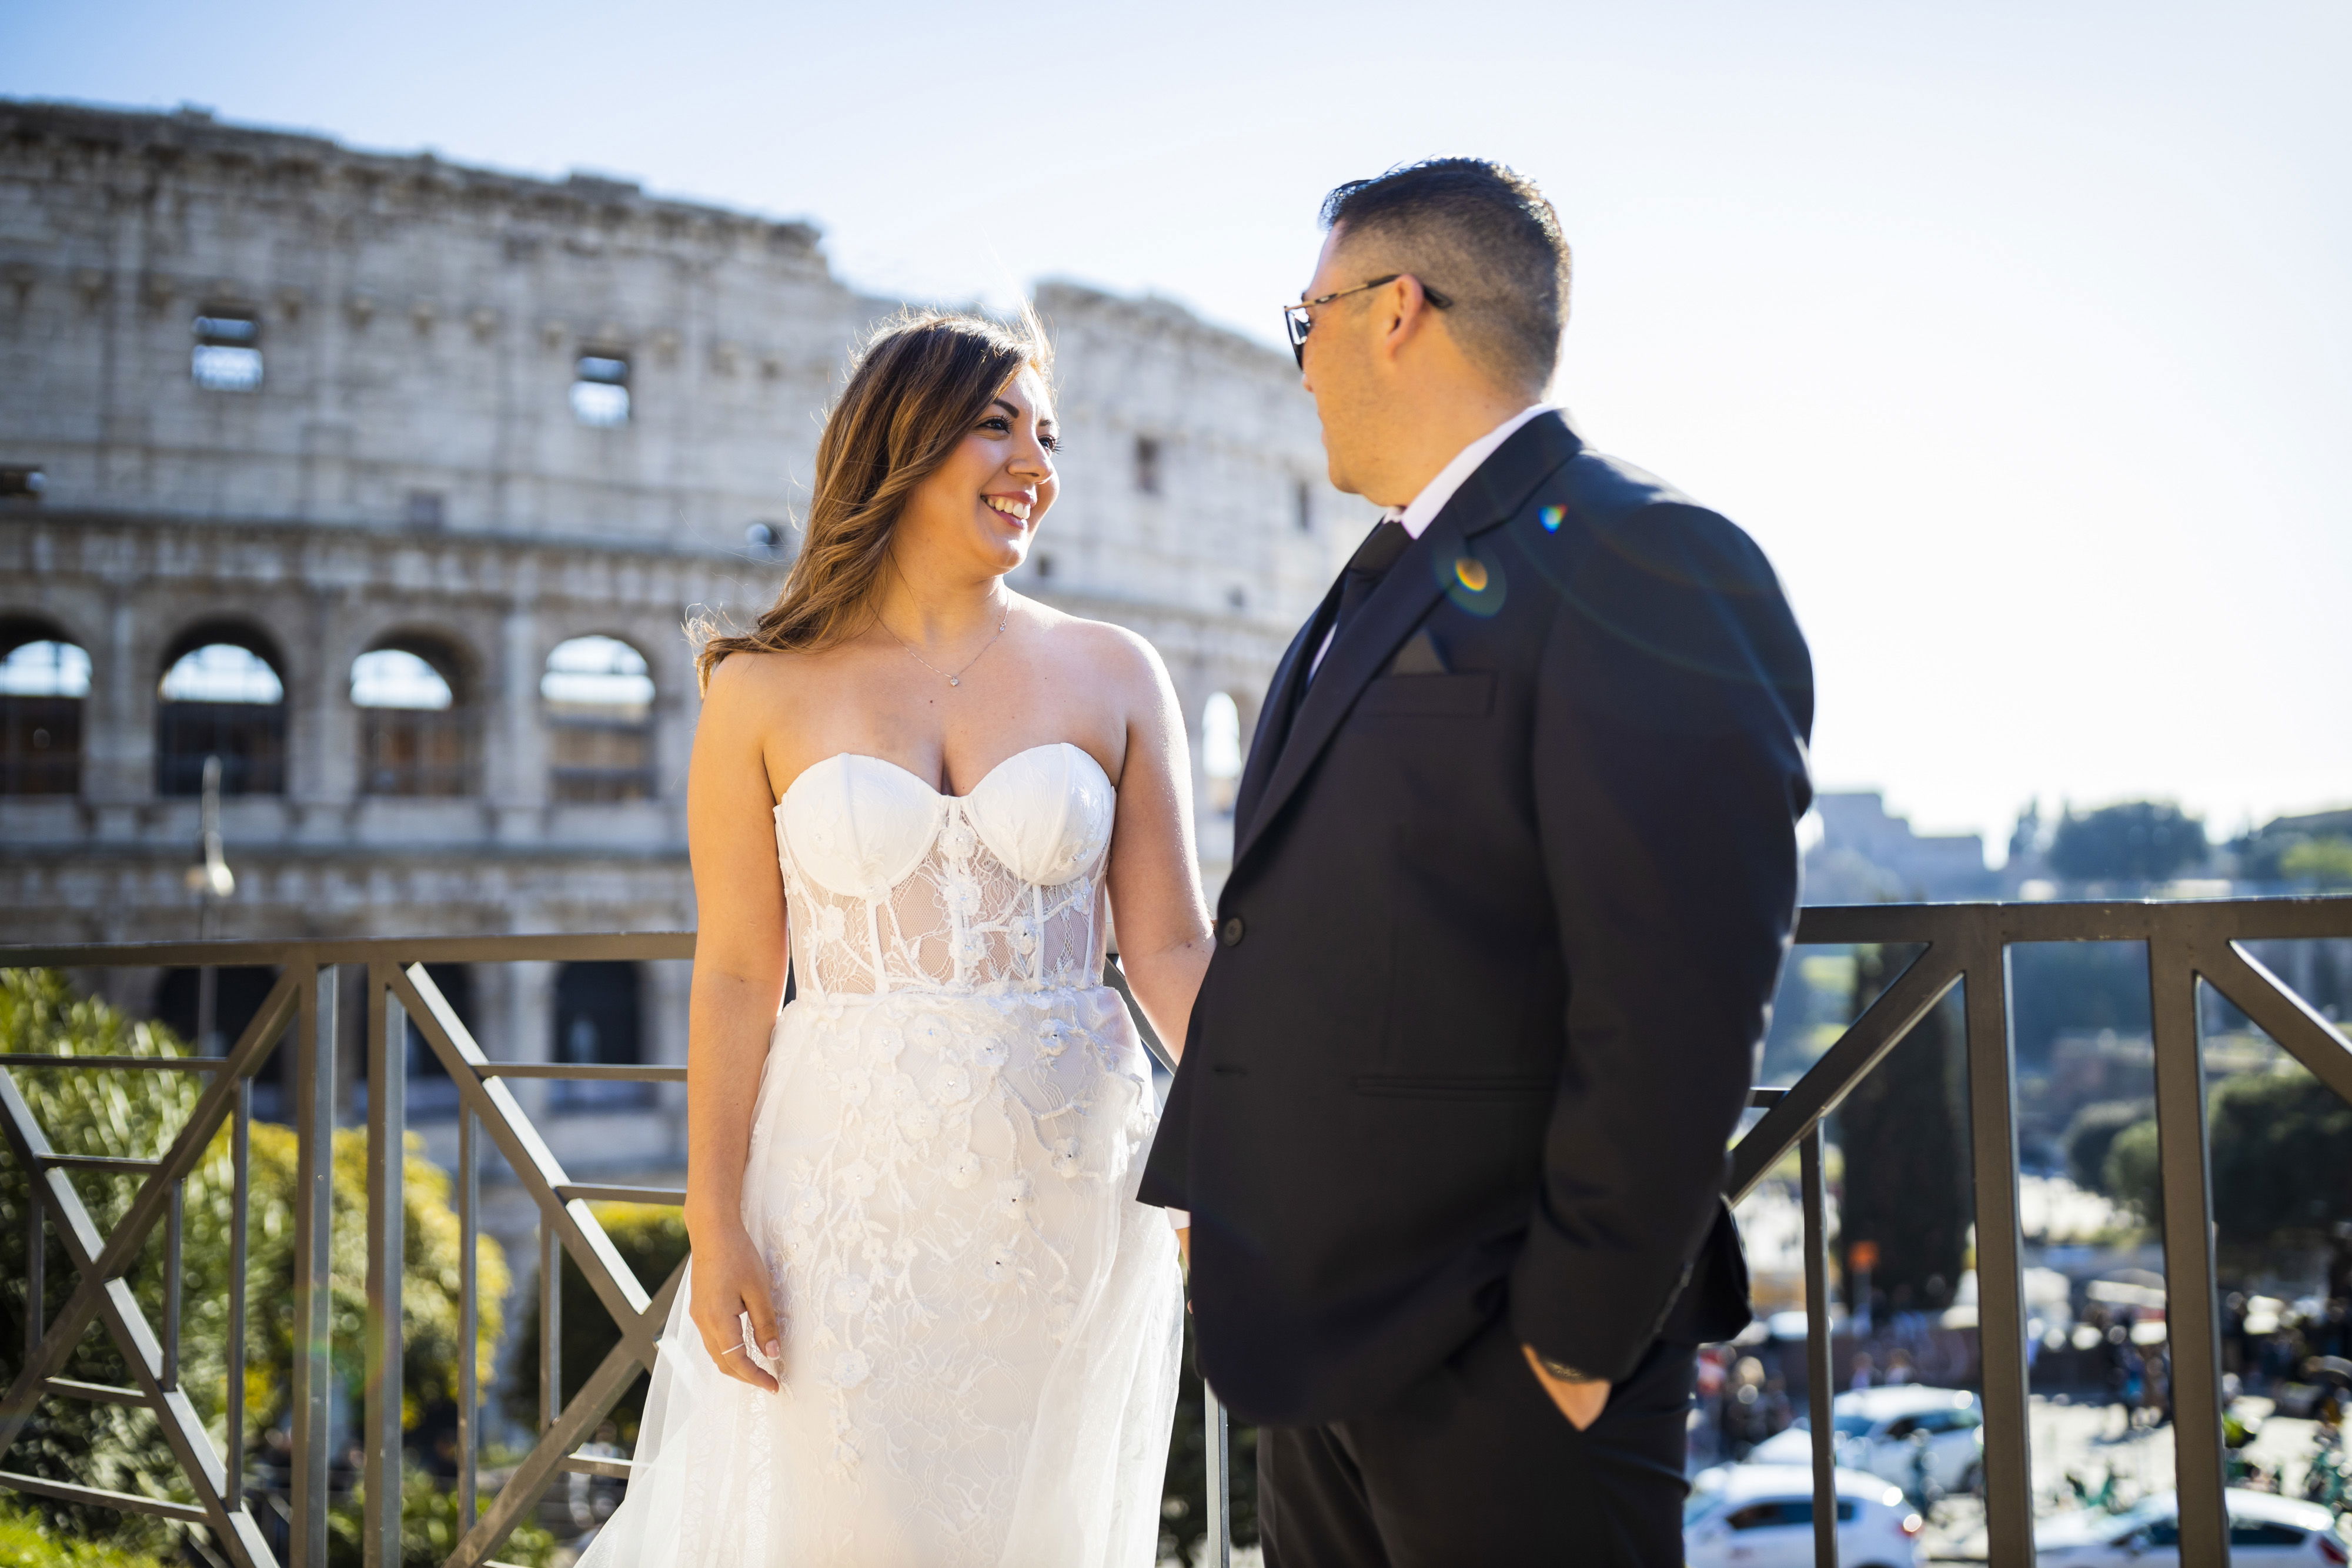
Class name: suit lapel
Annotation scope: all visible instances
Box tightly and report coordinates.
[1233,578,1341,840]
[1230,412,1586,876]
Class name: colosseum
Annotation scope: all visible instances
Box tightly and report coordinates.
[0,98,1352,1172]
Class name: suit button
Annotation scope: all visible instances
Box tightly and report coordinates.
[1219,915,1246,948]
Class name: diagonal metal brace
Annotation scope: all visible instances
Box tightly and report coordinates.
[1726,943,1962,1203]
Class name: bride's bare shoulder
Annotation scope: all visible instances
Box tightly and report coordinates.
[1022,598,1168,690]
[699,645,826,730]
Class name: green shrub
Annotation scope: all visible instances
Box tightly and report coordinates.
[326,1465,556,1567]
[0,1493,169,1566]
[505,1201,688,1443]
[0,969,510,1557]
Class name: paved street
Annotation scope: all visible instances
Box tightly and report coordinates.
[1921,1395,2326,1562]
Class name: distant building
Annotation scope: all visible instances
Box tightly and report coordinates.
[0,99,1351,1174]
[1804,791,1998,904]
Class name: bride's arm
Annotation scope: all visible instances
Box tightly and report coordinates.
[683,655,792,1392]
[1098,628,1215,1061]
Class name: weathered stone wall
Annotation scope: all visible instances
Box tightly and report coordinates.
[0,99,1357,1174]
[0,100,870,547]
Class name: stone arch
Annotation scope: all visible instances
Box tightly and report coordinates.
[542,632,657,803]
[1,613,92,797]
[352,627,482,797]
[1200,688,1245,817]
[156,619,289,797]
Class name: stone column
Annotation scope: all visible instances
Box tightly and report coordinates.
[89,586,146,834]
[494,594,544,842]
[505,958,556,1126]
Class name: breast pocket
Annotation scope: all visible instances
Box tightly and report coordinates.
[1354,670,1495,717]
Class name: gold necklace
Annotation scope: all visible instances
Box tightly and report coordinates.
[888,600,1011,688]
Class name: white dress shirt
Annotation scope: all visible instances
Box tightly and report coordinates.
[1308,403,1559,678]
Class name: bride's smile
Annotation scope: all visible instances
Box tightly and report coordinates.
[893,372,1060,579]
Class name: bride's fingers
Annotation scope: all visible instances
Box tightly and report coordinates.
[743,1290,783,1382]
[695,1288,775,1391]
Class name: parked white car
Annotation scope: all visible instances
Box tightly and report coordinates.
[1684,1463,1927,1567]
[1748,1385,1984,1495]
[2035,1489,2351,1564]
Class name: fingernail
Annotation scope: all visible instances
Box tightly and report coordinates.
[764,1340,780,1360]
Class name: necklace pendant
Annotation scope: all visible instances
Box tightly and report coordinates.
[947,676,960,687]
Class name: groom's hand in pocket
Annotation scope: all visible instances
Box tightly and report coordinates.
[1522,1345,1611,1430]
[691,1221,783,1393]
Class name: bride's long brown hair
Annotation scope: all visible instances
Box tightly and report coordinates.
[694,309,1052,690]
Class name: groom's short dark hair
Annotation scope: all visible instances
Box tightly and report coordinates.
[1320,159,1569,396]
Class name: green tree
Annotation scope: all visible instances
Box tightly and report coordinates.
[2103,1070,2352,1246]
[2065,1099,2153,1193]
[1835,946,1972,1313]
[0,969,540,1563]
[2047,801,2207,886]
[2280,835,2352,891]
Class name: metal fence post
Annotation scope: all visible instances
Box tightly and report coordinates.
[226,1070,250,1517]
[541,1213,563,1433]
[1962,921,2033,1567]
[1204,1380,1230,1568]
[457,1106,480,1532]
[289,960,337,1568]
[1800,1122,1836,1567]
[364,964,405,1566]
[2151,935,2229,1560]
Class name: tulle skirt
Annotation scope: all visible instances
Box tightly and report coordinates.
[576,984,1185,1567]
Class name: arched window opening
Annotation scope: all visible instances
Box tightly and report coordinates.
[155,966,284,1110]
[1202,691,1243,817]
[553,961,647,1108]
[353,638,476,797]
[400,962,472,1118]
[544,635,655,803]
[1,633,91,796]
[157,634,287,797]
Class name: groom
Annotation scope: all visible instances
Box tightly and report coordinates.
[1140,160,1813,1564]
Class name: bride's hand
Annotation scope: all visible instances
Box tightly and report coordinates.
[689,1219,781,1393]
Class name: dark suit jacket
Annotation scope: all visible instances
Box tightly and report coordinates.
[1137,412,1813,1427]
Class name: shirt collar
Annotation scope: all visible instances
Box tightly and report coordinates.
[1385,403,1559,539]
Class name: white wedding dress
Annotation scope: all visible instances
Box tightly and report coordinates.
[579,743,1184,1567]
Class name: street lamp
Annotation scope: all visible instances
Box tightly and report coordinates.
[184,753,235,1052]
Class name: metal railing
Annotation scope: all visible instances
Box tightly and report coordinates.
[1,897,2347,1566]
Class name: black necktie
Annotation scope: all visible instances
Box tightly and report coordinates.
[1268,520,1412,761]
[1331,519,1412,647]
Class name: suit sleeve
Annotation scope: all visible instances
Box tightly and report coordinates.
[1508,500,1814,1381]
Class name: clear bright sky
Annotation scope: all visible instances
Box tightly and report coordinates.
[9,0,2347,858]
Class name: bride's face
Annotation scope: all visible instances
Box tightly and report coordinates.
[896,368,1058,580]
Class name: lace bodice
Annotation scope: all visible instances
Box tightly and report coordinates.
[582,740,1178,1567]
[776,744,1114,999]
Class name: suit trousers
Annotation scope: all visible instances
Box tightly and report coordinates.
[1257,1320,1696,1568]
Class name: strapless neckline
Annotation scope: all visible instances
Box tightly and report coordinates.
[777,741,1107,807]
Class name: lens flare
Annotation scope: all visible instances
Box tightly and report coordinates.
[1441,551,1507,617]
[1539,505,1564,533]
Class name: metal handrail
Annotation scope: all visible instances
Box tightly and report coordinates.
[0,897,2345,1567]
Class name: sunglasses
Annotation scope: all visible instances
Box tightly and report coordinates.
[1282,275,1454,368]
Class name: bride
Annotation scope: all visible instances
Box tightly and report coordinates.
[580,312,1209,1567]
